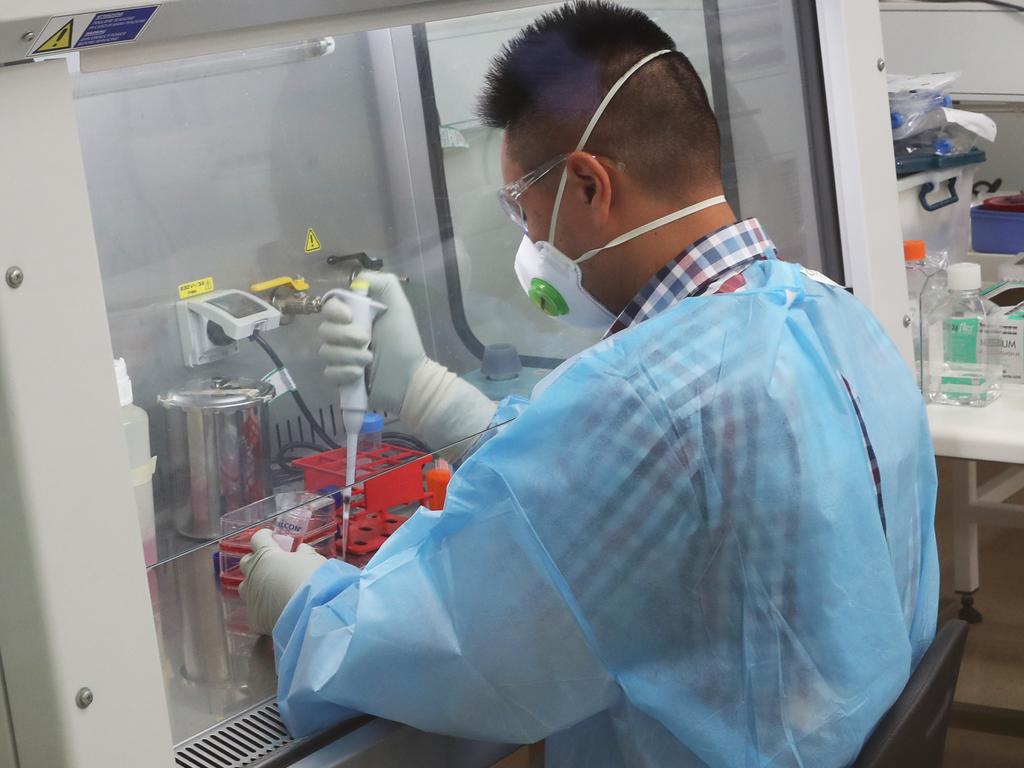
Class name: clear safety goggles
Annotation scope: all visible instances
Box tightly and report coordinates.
[497,153,570,233]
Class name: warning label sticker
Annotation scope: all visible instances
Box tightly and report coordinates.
[178,277,215,299]
[305,228,322,254]
[34,20,74,53]
[29,6,159,57]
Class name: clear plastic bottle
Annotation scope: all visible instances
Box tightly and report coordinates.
[926,263,1001,406]
[115,358,157,566]
[904,240,927,386]
[918,247,950,396]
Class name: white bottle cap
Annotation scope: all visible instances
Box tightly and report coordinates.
[948,262,981,292]
[114,358,134,407]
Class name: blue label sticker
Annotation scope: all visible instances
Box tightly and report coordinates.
[75,6,158,48]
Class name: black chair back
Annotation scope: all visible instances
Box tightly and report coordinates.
[852,620,969,768]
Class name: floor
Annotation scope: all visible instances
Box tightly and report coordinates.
[935,458,1024,766]
[935,459,1024,711]
[944,727,1024,768]
[497,729,1024,767]
[492,744,542,768]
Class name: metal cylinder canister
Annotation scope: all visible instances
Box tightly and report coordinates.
[159,377,274,540]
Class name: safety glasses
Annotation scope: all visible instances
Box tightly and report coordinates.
[496,153,569,233]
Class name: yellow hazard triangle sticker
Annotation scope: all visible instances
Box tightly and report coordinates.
[36,19,74,52]
[305,228,322,253]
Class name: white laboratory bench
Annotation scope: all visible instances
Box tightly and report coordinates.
[927,383,1024,623]
[929,383,1024,464]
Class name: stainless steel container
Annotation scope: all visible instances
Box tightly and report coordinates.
[159,377,274,540]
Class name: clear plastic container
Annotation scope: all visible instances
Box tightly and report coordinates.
[925,263,1002,406]
[115,359,157,567]
[220,492,335,549]
[219,527,336,588]
[215,492,337,594]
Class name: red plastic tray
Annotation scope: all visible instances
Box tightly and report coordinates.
[341,507,412,553]
[293,443,432,515]
[220,443,433,585]
[221,529,336,592]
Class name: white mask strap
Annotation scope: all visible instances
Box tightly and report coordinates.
[576,195,728,263]
[547,48,674,244]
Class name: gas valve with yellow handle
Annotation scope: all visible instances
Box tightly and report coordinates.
[250,276,322,322]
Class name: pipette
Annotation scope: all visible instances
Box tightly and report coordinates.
[321,279,385,559]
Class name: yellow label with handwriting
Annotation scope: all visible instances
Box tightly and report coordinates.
[178,277,215,299]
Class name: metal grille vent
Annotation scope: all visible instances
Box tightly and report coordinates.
[175,700,295,768]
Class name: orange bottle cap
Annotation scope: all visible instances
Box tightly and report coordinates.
[903,240,926,262]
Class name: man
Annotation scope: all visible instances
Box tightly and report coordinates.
[240,3,939,766]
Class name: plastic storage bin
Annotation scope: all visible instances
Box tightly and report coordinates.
[971,195,1024,254]
[972,208,1024,254]
[896,149,985,264]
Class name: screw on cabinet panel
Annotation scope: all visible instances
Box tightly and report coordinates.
[877,57,886,72]
[75,688,94,709]
[21,31,35,42]
[6,267,24,289]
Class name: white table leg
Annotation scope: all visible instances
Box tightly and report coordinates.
[952,459,982,623]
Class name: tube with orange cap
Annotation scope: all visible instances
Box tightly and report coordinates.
[425,459,452,511]
[904,240,928,386]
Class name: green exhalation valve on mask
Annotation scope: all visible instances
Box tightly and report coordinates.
[529,278,570,317]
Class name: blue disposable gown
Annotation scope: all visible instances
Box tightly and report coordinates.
[274,257,938,767]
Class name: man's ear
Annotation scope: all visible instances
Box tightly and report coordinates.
[566,151,612,219]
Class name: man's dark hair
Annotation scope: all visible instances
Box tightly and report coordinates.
[477,1,721,197]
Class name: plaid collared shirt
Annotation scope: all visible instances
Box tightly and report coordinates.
[605,217,774,338]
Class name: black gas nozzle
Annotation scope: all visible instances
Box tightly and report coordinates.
[326,252,383,271]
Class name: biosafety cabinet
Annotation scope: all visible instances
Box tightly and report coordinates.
[0,1,906,766]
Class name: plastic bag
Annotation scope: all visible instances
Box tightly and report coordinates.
[894,124,976,158]
[946,107,997,143]
[892,109,997,157]
[888,72,959,140]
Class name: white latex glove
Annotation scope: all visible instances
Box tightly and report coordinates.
[319,272,427,414]
[239,529,326,635]
[318,272,497,450]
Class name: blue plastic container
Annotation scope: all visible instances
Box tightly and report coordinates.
[972,206,1024,254]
